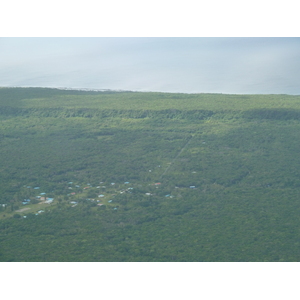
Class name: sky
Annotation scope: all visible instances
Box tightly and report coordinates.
[1,37,300,94]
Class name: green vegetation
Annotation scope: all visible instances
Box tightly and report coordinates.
[1,87,300,261]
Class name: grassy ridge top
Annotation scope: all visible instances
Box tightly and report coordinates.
[1,87,300,111]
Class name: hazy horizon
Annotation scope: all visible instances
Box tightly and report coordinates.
[1,37,300,95]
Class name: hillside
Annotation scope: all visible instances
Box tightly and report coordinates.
[1,87,300,261]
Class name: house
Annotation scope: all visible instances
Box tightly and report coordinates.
[34,187,40,189]
[190,186,196,189]
[108,200,112,203]
[98,194,104,198]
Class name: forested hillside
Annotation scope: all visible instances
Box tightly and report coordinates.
[1,87,300,261]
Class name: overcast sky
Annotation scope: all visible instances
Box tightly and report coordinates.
[1,37,300,94]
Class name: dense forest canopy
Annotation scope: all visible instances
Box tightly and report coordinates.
[1,87,300,261]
